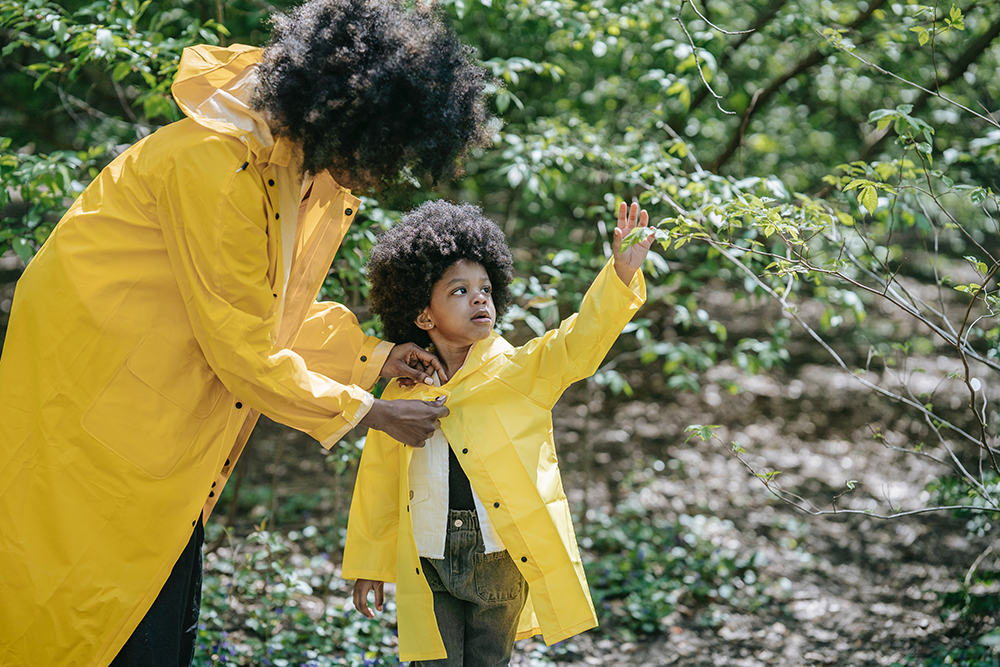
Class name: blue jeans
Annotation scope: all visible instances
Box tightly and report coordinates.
[413,510,528,667]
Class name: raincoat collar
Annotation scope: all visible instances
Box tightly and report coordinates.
[440,332,513,387]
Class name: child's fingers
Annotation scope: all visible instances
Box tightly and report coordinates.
[375,583,384,612]
[353,586,372,618]
[629,202,639,228]
[639,209,649,227]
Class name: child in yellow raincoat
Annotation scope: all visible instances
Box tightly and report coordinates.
[342,198,654,664]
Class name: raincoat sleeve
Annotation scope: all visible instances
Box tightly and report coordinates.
[292,302,394,391]
[156,133,373,446]
[502,258,646,408]
[342,428,402,583]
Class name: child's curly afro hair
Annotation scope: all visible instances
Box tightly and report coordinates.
[366,199,513,348]
[254,0,495,183]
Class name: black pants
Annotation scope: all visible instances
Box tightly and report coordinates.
[110,519,204,667]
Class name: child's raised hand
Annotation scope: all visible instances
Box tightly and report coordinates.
[353,579,385,619]
[611,201,654,285]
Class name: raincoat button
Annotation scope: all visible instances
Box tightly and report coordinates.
[275,213,280,219]
[225,459,231,466]
[493,502,499,508]
[268,179,275,186]
[192,520,196,527]
[235,402,243,409]
[360,355,367,362]
[521,557,527,563]
[462,448,468,454]
[211,482,216,488]
[345,208,353,216]
[209,491,214,498]
[416,568,420,575]
[407,505,410,512]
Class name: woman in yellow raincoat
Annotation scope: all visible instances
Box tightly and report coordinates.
[0,1,493,665]
[343,200,653,663]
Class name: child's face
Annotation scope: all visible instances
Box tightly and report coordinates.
[416,260,496,348]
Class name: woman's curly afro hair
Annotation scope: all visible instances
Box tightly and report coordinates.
[366,199,513,348]
[254,0,495,182]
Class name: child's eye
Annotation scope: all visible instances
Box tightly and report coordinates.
[453,287,466,295]
[483,285,491,294]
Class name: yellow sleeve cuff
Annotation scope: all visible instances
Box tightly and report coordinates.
[352,339,394,390]
[605,257,647,305]
[313,387,374,448]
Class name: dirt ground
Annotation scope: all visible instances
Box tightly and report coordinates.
[230,341,998,667]
[506,364,998,667]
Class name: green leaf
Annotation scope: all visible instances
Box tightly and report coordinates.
[12,236,34,263]
[142,94,173,120]
[52,20,68,43]
[495,91,510,114]
[112,61,132,82]
[684,424,720,442]
[860,185,878,214]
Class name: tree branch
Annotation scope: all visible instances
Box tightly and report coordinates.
[710,0,890,173]
[858,14,1000,162]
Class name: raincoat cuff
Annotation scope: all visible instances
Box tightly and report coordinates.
[340,566,397,584]
[313,388,374,448]
[603,257,647,304]
[352,339,394,390]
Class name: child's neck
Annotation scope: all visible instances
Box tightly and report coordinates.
[428,334,474,382]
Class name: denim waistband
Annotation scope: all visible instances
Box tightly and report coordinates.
[446,508,479,531]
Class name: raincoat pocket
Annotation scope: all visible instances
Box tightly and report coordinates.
[81,331,225,479]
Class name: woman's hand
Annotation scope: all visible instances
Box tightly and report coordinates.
[612,201,655,284]
[358,396,449,448]
[380,342,449,385]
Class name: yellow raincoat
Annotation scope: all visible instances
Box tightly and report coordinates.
[0,45,392,666]
[342,260,645,662]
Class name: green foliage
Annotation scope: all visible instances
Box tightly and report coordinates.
[197,526,401,667]
[0,0,226,122]
[197,480,782,663]
[0,136,106,260]
[0,0,227,258]
[890,639,1000,667]
[927,473,1000,538]
[580,504,772,639]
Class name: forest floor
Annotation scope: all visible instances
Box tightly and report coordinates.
[230,300,999,666]
[4,266,999,666]
[507,364,999,667]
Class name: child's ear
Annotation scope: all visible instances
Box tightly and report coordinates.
[415,308,434,331]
